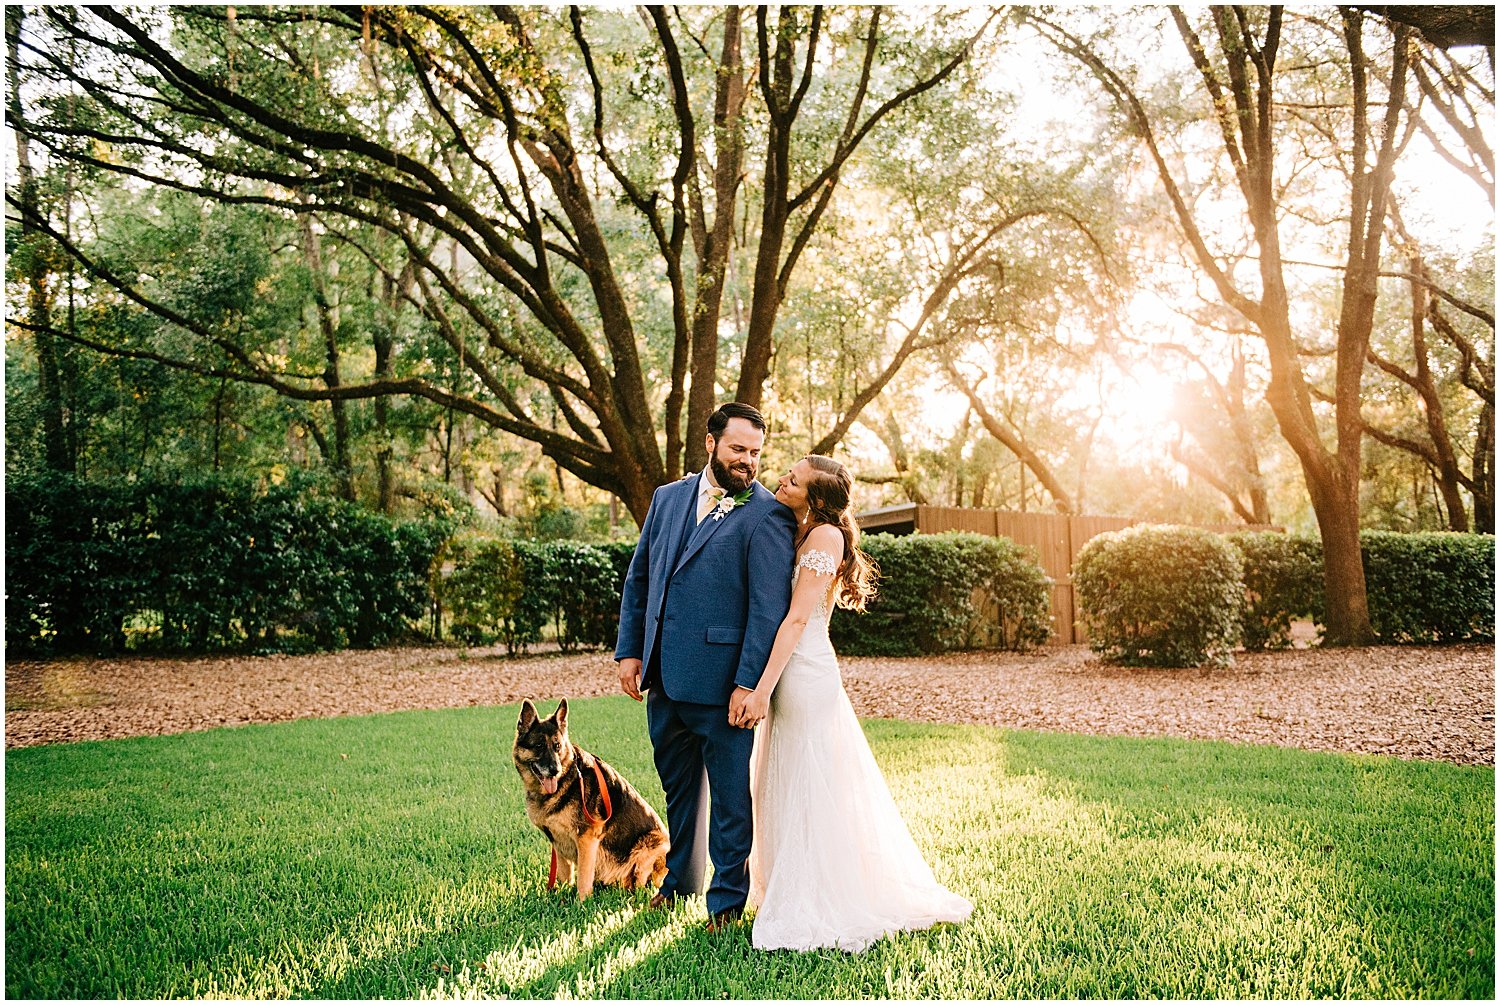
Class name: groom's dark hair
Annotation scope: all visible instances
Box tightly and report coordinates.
[707,402,767,439]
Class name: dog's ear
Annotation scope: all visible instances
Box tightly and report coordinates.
[554,698,568,729]
[518,699,538,732]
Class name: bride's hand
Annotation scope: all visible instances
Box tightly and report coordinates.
[736,688,771,728]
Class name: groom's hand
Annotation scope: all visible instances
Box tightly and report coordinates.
[728,686,760,729]
[617,658,643,702]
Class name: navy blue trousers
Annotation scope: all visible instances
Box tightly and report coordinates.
[645,687,755,915]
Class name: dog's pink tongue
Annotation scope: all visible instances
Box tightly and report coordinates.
[541,777,559,794]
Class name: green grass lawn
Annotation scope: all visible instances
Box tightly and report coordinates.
[5,696,1493,999]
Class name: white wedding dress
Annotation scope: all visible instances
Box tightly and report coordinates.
[747,549,973,952]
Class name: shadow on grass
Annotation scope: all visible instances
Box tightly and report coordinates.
[981,729,1495,998]
[299,883,670,999]
[6,700,1493,999]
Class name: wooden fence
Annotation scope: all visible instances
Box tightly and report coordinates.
[854,503,1278,644]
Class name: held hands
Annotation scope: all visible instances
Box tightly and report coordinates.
[617,658,643,702]
[729,686,770,729]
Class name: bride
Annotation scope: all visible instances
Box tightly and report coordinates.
[731,454,973,952]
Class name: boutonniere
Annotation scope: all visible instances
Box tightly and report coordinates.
[712,487,754,520]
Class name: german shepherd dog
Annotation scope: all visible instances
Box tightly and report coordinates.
[513,698,669,900]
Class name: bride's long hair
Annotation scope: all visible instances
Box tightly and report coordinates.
[799,454,879,612]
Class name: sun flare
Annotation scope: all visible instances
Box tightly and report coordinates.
[1103,367,1182,450]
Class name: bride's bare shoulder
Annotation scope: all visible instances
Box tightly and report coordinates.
[799,523,844,555]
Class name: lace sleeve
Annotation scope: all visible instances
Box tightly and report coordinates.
[796,548,840,577]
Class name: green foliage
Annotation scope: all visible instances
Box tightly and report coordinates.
[1224,531,1494,646]
[831,532,1053,656]
[4,473,452,654]
[439,531,1052,658]
[431,536,528,648]
[984,543,1057,650]
[4,701,1493,998]
[1361,531,1495,644]
[530,541,622,652]
[1075,524,1244,667]
[433,538,633,654]
[1225,532,1325,651]
[596,539,641,597]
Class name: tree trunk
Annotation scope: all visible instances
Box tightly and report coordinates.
[7,7,71,475]
[737,171,790,411]
[372,261,411,514]
[685,10,746,472]
[1408,270,1470,530]
[1226,343,1272,524]
[1309,467,1374,644]
[299,211,354,500]
[1307,10,1403,644]
[1474,398,1495,533]
[372,332,394,513]
[1261,303,1377,644]
[478,467,508,517]
[950,409,968,507]
[1427,296,1494,532]
[1083,6,1394,644]
[736,8,799,410]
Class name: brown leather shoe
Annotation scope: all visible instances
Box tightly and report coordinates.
[705,907,743,933]
[648,891,677,911]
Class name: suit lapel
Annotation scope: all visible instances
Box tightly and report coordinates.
[678,507,723,570]
[659,477,699,572]
[676,483,759,573]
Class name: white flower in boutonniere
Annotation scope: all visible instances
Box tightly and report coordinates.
[712,487,754,520]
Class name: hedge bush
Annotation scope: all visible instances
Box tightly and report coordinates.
[523,540,620,652]
[433,536,529,647]
[5,473,453,655]
[17,468,1489,662]
[434,538,634,654]
[1224,531,1325,650]
[436,531,1051,658]
[1361,531,1494,643]
[1075,524,1244,667]
[829,532,1052,656]
[597,539,641,599]
[1224,530,1493,646]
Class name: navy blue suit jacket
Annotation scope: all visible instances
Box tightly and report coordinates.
[615,476,797,705]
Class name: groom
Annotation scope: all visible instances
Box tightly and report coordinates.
[614,402,797,929]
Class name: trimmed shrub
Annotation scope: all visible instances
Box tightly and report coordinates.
[5,473,453,655]
[1075,524,1244,667]
[435,538,634,654]
[597,538,641,600]
[945,532,1054,650]
[1223,530,1493,646]
[352,515,455,647]
[1362,531,1494,643]
[446,532,1053,658]
[830,532,1052,656]
[434,536,528,647]
[520,540,619,653]
[1225,532,1324,650]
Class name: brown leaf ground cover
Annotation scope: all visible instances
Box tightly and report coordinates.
[5,643,1493,765]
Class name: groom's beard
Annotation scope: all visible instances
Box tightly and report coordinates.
[709,444,756,494]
